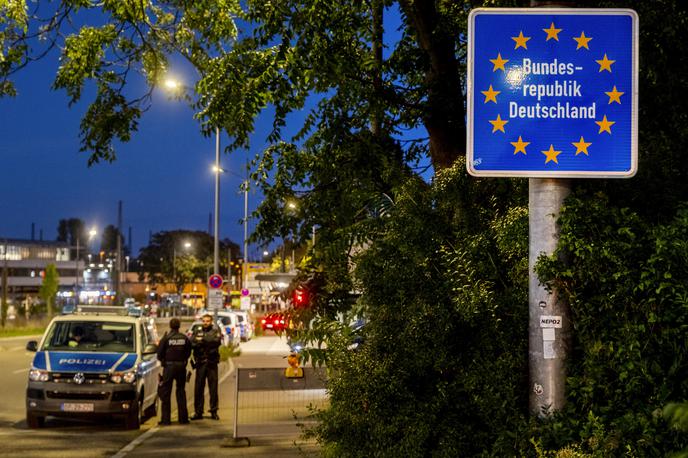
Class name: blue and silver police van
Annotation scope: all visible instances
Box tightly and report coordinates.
[25,306,162,429]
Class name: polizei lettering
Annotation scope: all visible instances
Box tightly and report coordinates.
[58,358,108,365]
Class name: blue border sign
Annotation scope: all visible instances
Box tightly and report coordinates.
[467,8,638,178]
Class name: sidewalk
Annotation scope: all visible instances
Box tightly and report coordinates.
[117,335,321,457]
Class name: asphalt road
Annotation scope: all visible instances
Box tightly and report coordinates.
[0,326,319,457]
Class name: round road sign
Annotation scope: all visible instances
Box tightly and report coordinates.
[208,274,223,289]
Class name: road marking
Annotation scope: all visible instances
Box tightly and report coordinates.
[12,368,28,374]
[111,358,235,458]
[110,425,160,458]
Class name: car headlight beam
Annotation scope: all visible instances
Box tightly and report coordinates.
[29,369,50,382]
[111,371,136,384]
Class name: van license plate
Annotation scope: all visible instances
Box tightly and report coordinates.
[61,403,94,412]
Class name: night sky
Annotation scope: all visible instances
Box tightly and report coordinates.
[0,52,271,258]
[0,7,418,259]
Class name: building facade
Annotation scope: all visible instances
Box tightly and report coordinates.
[0,238,115,305]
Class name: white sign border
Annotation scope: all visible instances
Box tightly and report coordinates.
[466,8,639,179]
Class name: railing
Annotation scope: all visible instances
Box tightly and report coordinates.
[230,367,328,443]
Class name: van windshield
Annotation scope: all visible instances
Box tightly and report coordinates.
[42,321,135,353]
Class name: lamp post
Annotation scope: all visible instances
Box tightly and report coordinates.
[173,241,192,286]
[74,227,97,303]
[213,126,221,276]
[163,77,222,277]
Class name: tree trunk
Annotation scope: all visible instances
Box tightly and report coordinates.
[399,0,465,171]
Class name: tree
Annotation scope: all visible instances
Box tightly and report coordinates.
[3,0,688,455]
[56,218,84,245]
[100,224,127,257]
[39,264,59,317]
[137,230,239,294]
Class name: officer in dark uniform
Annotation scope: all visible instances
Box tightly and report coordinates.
[190,313,222,420]
[156,317,192,425]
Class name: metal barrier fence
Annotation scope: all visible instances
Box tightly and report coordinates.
[232,367,329,439]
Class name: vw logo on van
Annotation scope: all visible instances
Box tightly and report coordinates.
[73,373,86,385]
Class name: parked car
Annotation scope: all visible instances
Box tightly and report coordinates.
[261,312,286,332]
[25,305,161,429]
[233,310,254,341]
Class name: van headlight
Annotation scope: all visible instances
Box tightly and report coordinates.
[29,369,50,382]
[111,371,136,384]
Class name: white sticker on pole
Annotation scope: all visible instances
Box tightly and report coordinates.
[540,315,562,328]
[542,328,556,341]
[207,289,224,311]
[543,340,556,359]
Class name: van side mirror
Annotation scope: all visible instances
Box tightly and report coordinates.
[143,343,158,355]
[26,341,38,352]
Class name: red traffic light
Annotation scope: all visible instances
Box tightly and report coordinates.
[293,288,309,308]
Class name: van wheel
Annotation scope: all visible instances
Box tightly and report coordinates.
[27,412,45,429]
[124,400,142,429]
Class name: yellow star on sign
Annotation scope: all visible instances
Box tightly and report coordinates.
[481,85,500,103]
[489,53,509,72]
[595,115,615,134]
[489,114,508,133]
[542,144,562,164]
[573,31,592,50]
[510,136,530,155]
[572,136,592,156]
[596,53,615,72]
[605,86,624,104]
[543,22,562,41]
[511,31,531,50]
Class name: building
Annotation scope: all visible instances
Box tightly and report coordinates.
[0,238,114,306]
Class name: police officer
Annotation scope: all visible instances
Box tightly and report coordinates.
[190,314,222,420]
[156,317,192,425]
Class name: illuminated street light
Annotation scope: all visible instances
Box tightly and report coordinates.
[173,240,192,282]
[75,226,97,301]
[164,78,181,91]
[162,75,221,279]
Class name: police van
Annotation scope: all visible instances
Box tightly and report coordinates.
[25,306,162,429]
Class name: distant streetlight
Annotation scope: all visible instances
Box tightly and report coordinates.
[173,241,192,283]
[75,227,97,301]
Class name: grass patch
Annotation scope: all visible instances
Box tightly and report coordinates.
[220,344,241,361]
[0,326,45,338]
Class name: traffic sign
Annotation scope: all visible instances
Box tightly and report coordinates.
[240,295,251,311]
[207,289,224,311]
[208,274,223,289]
[467,8,638,178]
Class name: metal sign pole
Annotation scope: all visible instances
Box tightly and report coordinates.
[233,368,240,439]
[528,178,570,416]
[467,5,638,417]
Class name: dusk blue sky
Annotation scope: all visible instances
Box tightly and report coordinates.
[0,7,416,258]
[0,50,274,258]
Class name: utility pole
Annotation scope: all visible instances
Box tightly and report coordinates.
[116,200,123,304]
[243,165,249,292]
[527,0,574,417]
[1,240,7,327]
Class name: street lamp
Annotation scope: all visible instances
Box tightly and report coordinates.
[75,227,97,301]
[164,76,222,277]
[173,241,192,282]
